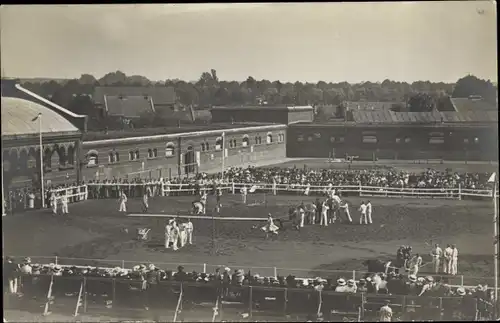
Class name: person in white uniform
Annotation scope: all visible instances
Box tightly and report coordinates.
[261,213,279,239]
[200,192,208,214]
[410,253,422,276]
[142,193,149,213]
[339,200,353,223]
[451,244,459,275]
[443,244,453,274]
[379,300,393,322]
[298,204,306,228]
[430,244,443,274]
[165,220,173,248]
[272,178,277,196]
[241,186,248,204]
[366,200,373,224]
[185,218,194,245]
[119,191,128,213]
[171,221,179,251]
[61,194,69,215]
[28,191,35,209]
[50,192,57,215]
[359,201,368,225]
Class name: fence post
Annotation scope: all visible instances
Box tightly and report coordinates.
[55,256,58,265]
[283,288,288,316]
[458,184,462,200]
[83,277,87,313]
[122,260,125,269]
[358,182,362,197]
[438,297,443,320]
[274,267,278,279]
[461,275,464,287]
[249,286,253,318]
[353,270,356,281]
[203,263,207,273]
[232,181,235,195]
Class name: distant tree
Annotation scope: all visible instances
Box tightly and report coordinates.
[452,75,497,104]
[408,93,435,112]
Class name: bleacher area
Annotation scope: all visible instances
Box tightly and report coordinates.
[4,272,492,322]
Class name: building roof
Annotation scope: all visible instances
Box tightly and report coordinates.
[450,97,497,114]
[82,122,283,142]
[105,95,154,118]
[351,109,497,124]
[1,97,80,137]
[211,105,313,111]
[94,86,176,105]
[344,101,404,111]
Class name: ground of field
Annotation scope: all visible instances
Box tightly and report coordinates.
[3,159,497,322]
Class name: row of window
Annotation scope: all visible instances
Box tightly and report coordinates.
[298,135,480,145]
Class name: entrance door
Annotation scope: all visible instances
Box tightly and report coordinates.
[184,146,195,175]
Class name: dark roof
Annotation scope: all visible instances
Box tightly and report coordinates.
[344,101,404,111]
[211,105,313,111]
[352,110,497,124]
[192,109,212,122]
[450,98,497,114]
[154,105,193,122]
[105,95,154,118]
[82,122,279,141]
[94,86,176,105]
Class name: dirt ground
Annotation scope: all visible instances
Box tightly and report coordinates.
[3,159,497,321]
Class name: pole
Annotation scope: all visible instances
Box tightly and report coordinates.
[39,115,45,209]
[494,181,498,317]
[1,144,5,216]
[221,132,225,180]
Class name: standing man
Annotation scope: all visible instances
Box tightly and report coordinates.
[185,218,194,245]
[171,220,179,251]
[430,243,443,274]
[366,200,373,224]
[241,185,248,204]
[50,192,57,215]
[443,244,453,274]
[61,193,69,215]
[339,200,353,224]
[379,300,393,322]
[359,201,368,225]
[142,191,149,213]
[4,257,19,294]
[451,244,459,275]
[165,220,173,249]
[119,190,128,213]
[410,253,423,276]
[298,202,306,228]
[272,177,277,196]
[216,186,222,209]
[200,191,208,214]
[320,200,329,227]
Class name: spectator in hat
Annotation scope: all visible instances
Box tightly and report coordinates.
[345,279,357,293]
[175,265,187,282]
[335,278,347,292]
[379,300,393,322]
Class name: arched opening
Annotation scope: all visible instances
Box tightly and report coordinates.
[242,135,249,147]
[201,143,206,151]
[115,152,120,162]
[67,146,75,165]
[184,146,195,174]
[266,133,273,144]
[18,149,28,173]
[134,150,140,160]
[57,146,67,167]
[44,147,53,171]
[215,137,223,151]
[27,147,37,170]
[165,142,175,157]
[86,150,98,166]
[109,152,115,163]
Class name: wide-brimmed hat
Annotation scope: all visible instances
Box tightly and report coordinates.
[132,265,140,272]
[456,287,466,296]
[24,257,32,263]
[337,278,346,286]
[32,263,41,270]
[408,274,417,282]
[148,264,156,271]
[347,279,355,286]
[224,267,231,272]
[417,277,425,283]
[53,265,62,272]
[425,276,434,283]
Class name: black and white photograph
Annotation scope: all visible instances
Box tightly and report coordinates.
[1,2,498,322]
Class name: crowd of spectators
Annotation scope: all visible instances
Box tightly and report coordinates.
[4,256,496,321]
[4,166,494,214]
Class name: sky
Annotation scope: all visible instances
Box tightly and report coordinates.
[0,2,497,83]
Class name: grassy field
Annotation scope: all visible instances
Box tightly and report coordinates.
[3,159,497,322]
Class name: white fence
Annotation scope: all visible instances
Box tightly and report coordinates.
[49,185,88,204]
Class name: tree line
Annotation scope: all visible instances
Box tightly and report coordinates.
[18,70,497,118]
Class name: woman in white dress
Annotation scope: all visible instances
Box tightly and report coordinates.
[261,213,279,239]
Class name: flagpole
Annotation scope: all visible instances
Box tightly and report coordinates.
[221,132,225,181]
[494,180,498,315]
[39,114,45,209]
[1,143,6,217]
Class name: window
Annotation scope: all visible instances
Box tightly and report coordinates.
[148,149,153,158]
[429,132,444,144]
[205,142,210,150]
[266,133,273,144]
[135,150,140,159]
[166,143,175,157]
[86,150,98,166]
[242,136,249,147]
[115,152,120,162]
[129,151,135,161]
[279,134,285,142]
[362,135,378,144]
[147,148,158,158]
[232,139,237,147]
[201,143,206,151]
[215,137,223,151]
[255,136,259,145]
[258,136,262,144]
[395,138,401,144]
[109,152,115,163]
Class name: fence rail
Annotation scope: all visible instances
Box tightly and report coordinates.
[5,273,496,321]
